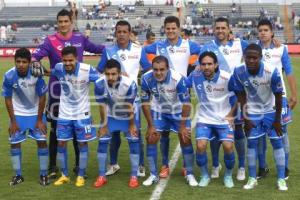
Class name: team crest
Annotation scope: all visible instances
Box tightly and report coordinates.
[120,54,126,61]
[252,80,259,87]
[264,51,271,60]
[20,82,27,88]
[206,84,212,93]
[222,48,229,55]
[169,47,175,53]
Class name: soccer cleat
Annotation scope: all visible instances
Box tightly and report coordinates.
[159,166,170,178]
[48,166,59,179]
[9,175,24,186]
[186,174,198,187]
[181,167,187,177]
[285,168,289,180]
[143,174,159,186]
[236,167,246,181]
[75,176,85,187]
[39,175,49,186]
[211,164,222,179]
[94,176,107,188]
[224,176,234,188]
[105,164,120,176]
[137,166,146,177]
[198,176,210,187]
[54,175,70,186]
[73,166,88,179]
[277,178,288,191]
[243,177,258,190]
[129,176,139,188]
[257,167,269,179]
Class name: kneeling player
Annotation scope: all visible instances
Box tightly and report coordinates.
[94,59,140,188]
[141,56,197,186]
[2,48,49,186]
[187,51,236,188]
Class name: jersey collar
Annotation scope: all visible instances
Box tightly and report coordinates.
[159,70,171,84]
[258,40,275,49]
[55,31,73,40]
[165,37,182,47]
[117,41,132,50]
[204,68,220,83]
[213,38,233,47]
[246,62,264,77]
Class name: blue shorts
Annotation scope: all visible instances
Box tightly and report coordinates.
[9,115,47,144]
[56,117,96,142]
[282,97,292,125]
[152,111,191,133]
[195,123,234,142]
[246,112,282,140]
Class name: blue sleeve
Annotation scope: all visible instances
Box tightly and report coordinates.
[232,70,244,92]
[36,77,48,96]
[94,79,106,103]
[83,35,105,54]
[2,74,13,97]
[140,76,151,102]
[176,77,190,103]
[125,82,137,104]
[281,46,293,76]
[140,47,152,72]
[51,64,60,78]
[144,42,157,54]
[89,66,100,82]
[271,68,283,94]
[97,48,108,73]
[240,39,249,52]
[228,75,235,92]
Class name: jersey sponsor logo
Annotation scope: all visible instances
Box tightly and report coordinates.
[72,43,82,47]
[229,49,241,54]
[127,55,139,59]
[213,87,225,92]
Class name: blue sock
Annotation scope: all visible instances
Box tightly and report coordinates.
[97,141,108,176]
[196,152,209,178]
[11,148,22,176]
[224,152,235,177]
[234,129,245,168]
[110,132,121,165]
[257,134,267,169]
[38,148,48,176]
[210,138,221,167]
[147,144,158,176]
[57,146,68,176]
[247,139,258,178]
[270,139,285,179]
[138,131,145,166]
[181,145,194,175]
[129,140,140,177]
[78,145,88,177]
[160,134,169,167]
[282,126,289,169]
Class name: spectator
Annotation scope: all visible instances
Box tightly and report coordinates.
[1,25,7,42]
[92,22,98,31]
[86,22,91,30]
[160,25,165,36]
[85,28,91,39]
[11,23,18,31]
[147,7,152,15]
[231,3,236,13]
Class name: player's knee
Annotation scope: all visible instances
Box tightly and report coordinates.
[270,138,283,150]
[247,138,258,149]
[222,141,233,153]
[196,140,207,153]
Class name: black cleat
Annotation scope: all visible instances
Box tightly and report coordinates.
[9,175,24,186]
[285,168,289,180]
[48,166,59,179]
[257,168,270,179]
[73,166,88,179]
[40,175,50,186]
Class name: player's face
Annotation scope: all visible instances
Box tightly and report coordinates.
[15,57,30,77]
[258,25,273,43]
[214,22,230,42]
[115,25,130,46]
[245,50,261,75]
[200,56,218,79]
[62,53,77,73]
[57,15,72,35]
[105,67,121,86]
[153,61,169,82]
[147,35,156,44]
[164,22,180,41]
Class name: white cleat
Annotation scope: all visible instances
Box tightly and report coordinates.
[105,164,120,176]
[277,178,288,191]
[243,177,258,190]
[186,174,198,187]
[137,166,146,177]
[211,164,222,179]
[143,174,159,186]
[236,167,246,181]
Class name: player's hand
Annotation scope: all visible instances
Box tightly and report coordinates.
[121,71,129,77]
[35,120,47,136]
[273,121,282,136]
[9,121,20,136]
[179,126,191,144]
[129,124,138,138]
[244,119,254,136]
[288,96,297,110]
[30,61,46,77]
[146,125,159,143]
[272,38,281,48]
[224,115,234,129]
[98,125,108,138]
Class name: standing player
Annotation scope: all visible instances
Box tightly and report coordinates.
[94,59,140,188]
[32,9,104,178]
[2,48,49,186]
[144,16,200,178]
[233,44,287,191]
[141,56,197,186]
[187,51,236,188]
[45,46,98,187]
[257,19,297,180]
[97,20,151,177]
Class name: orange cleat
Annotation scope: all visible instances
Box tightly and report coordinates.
[128,176,139,188]
[159,166,170,178]
[94,176,107,188]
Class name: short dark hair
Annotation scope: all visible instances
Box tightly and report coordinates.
[257,19,273,31]
[105,59,121,72]
[62,46,77,57]
[57,9,72,21]
[215,17,230,28]
[199,51,218,64]
[131,29,138,36]
[164,16,180,28]
[152,55,169,69]
[15,48,31,62]
[245,43,262,56]
[115,20,131,32]
[146,31,155,40]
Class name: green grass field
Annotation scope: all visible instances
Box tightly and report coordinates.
[0,56,299,200]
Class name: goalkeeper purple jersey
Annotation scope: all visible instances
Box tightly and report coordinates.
[32,31,104,96]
